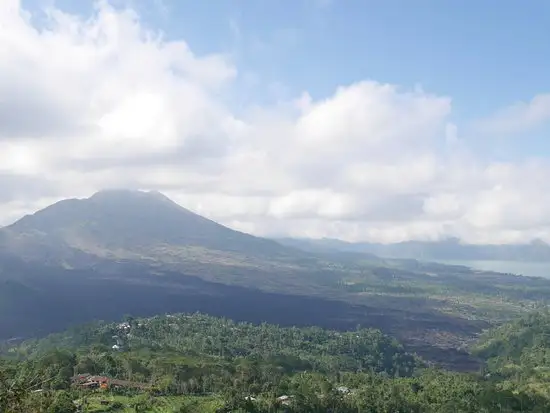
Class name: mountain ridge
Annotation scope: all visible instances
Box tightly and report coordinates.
[276,236,550,262]
[6,190,550,264]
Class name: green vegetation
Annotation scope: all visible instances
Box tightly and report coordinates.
[3,312,550,412]
[473,310,550,396]
[337,260,550,322]
[14,313,419,379]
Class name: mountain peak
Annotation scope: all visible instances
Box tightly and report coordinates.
[88,189,186,211]
[529,238,549,247]
[90,188,142,198]
[2,189,289,264]
[90,189,173,202]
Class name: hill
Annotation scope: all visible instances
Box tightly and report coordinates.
[17,313,419,378]
[473,311,550,396]
[474,310,550,369]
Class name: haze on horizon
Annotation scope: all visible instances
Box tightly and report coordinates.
[2,0,550,245]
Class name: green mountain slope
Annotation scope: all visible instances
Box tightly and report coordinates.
[474,311,550,365]
[473,311,550,396]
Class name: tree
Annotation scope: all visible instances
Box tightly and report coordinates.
[47,390,76,413]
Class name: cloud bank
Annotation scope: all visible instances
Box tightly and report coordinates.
[1,0,550,244]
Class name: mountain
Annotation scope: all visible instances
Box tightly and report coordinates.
[0,191,351,339]
[3,190,550,372]
[0,190,308,269]
[277,237,550,262]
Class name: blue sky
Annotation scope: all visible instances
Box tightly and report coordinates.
[25,0,550,158]
[162,0,549,116]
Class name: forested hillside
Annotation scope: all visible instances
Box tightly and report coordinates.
[3,313,550,412]
[473,311,550,396]
[14,313,418,378]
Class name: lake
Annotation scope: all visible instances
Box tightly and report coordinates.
[436,260,550,279]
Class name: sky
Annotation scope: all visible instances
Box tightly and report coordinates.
[2,0,550,244]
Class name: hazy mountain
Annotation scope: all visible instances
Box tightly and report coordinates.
[0,189,389,300]
[0,190,307,268]
[0,190,348,338]
[277,237,550,262]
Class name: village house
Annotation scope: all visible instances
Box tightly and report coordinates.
[71,374,150,391]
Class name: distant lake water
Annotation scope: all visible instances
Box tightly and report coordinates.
[435,260,550,279]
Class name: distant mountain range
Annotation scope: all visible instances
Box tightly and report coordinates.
[276,237,550,262]
[4,189,547,266]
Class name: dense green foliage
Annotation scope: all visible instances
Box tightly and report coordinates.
[473,310,550,396]
[3,312,550,412]
[475,310,550,363]
[14,313,418,379]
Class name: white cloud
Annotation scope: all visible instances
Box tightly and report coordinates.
[475,93,550,135]
[1,0,550,245]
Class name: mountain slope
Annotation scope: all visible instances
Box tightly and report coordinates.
[473,311,550,363]
[0,190,308,268]
[472,311,550,395]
